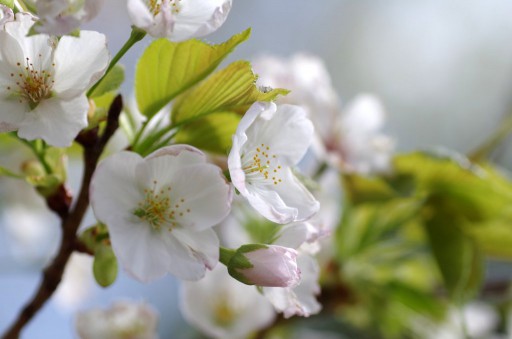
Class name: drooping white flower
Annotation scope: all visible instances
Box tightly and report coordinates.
[0,13,109,146]
[228,244,300,288]
[90,145,233,282]
[0,4,13,29]
[228,102,320,224]
[28,0,105,36]
[328,94,395,174]
[127,0,232,41]
[180,265,275,339]
[263,254,321,318]
[75,301,158,339]
[262,223,322,318]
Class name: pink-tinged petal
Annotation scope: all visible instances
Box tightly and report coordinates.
[17,96,88,147]
[53,31,109,98]
[159,229,217,281]
[4,12,35,42]
[172,228,219,272]
[263,254,321,318]
[90,151,144,225]
[171,0,232,42]
[127,0,156,33]
[232,245,300,287]
[168,164,232,231]
[16,96,87,145]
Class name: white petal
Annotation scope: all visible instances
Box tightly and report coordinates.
[0,98,27,132]
[150,1,175,38]
[53,31,109,98]
[180,265,275,339]
[90,151,144,226]
[245,104,314,166]
[172,228,219,273]
[172,0,232,42]
[244,185,298,224]
[274,223,311,249]
[168,164,232,231]
[17,96,88,146]
[111,219,174,282]
[272,168,320,222]
[127,0,156,32]
[341,94,386,134]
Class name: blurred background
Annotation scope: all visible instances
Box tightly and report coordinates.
[2,0,512,337]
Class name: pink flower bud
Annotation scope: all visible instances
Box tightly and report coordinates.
[228,245,301,287]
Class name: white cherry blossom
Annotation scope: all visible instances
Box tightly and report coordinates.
[75,301,158,339]
[0,12,109,146]
[28,0,105,35]
[127,0,232,41]
[228,102,320,224]
[90,145,233,282]
[329,94,395,174]
[180,265,275,339]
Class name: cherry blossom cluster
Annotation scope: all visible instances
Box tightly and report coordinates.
[0,1,396,338]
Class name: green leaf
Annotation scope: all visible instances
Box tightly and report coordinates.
[424,211,483,301]
[89,64,125,98]
[93,245,118,288]
[342,174,397,204]
[394,152,512,222]
[135,28,251,119]
[174,111,240,154]
[172,60,289,124]
[0,0,13,8]
[466,219,512,259]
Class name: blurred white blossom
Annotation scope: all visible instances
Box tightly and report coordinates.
[54,253,94,311]
[28,0,105,35]
[180,265,275,339]
[75,301,158,339]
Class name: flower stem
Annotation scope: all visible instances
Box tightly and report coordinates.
[469,112,512,162]
[87,27,146,97]
[1,96,124,339]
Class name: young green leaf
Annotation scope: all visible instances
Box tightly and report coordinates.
[424,210,483,302]
[88,64,125,98]
[173,111,240,154]
[172,60,289,124]
[136,29,251,119]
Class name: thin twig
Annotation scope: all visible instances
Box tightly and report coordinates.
[1,95,123,339]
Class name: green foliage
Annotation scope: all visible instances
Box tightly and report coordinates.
[135,29,251,119]
[0,0,13,8]
[89,65,125,99]
[80,224,118,288]
[172,61,289,124]
[174,111,240,155]
[424,209,483,301]
[172,61,287,154]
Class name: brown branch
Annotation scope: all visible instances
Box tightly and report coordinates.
[2,95,123,339]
